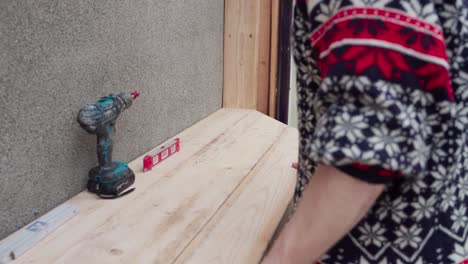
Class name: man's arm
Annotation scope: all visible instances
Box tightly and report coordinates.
[262,165,384,264]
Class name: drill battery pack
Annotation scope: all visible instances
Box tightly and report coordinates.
[87,161,135,199]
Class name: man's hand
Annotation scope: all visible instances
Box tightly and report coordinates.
[262,165,384,264]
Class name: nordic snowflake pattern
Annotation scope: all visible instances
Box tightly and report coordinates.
[293,0,468,262]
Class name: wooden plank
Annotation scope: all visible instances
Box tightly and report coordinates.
[14,109,250,263]
[268,0,280,118]
[16,110,288,264]
[223,0,272,113]
[173,127,298,264]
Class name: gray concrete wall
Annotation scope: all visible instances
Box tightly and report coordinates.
[0,0,224,239]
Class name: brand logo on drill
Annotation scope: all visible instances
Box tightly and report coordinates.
[26,221,48,232]
[116,180,129,191]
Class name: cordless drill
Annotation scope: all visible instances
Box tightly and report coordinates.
[77,91,140,199]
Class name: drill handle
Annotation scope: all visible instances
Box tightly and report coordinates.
[97,124,114,168]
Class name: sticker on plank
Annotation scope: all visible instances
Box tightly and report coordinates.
[0,204,79,264]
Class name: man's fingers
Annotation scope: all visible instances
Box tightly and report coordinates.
[292,162,298,169]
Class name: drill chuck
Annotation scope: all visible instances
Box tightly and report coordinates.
[77,91,137,134]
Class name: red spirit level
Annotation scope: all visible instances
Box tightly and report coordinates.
[143,138,180,172]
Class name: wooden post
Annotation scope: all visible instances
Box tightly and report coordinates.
[256,0,272,114]
[269,0,280,118]
[223,0,273,115]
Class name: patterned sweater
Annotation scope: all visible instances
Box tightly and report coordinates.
[293,0,468,263]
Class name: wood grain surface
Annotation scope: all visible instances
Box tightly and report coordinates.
[223,0,272,114]
[13,109,297,264]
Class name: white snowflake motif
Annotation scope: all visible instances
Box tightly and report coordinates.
[398,104,419,131]
[339,76,371,92]
[342,145,379,165]
[451,205,468,232]
[464,145,468,159]
[294,26,308,45]
[448,50,466,76]
[432,143,449,165]
[431,165,447,190]
[312,96,327,117]
[464,163,468,182]
[303,87,316,104]
[320,76,342,94]
[455,104,468,130]
[411,89,433,107]
[408,136,430,170]
[390,197,408,223]
[449,239,468,263]
[388,156,401,172]
[332,112,367,142]
[449,160,464,184]
[302,109,315,132]
[369,127,405,156]
[298,62,321,86]
[441,186,457,212]
[340,144,363,162]
[376,195,393,220]
[438,99,457,117]
[426,110,441,128]
[418,116,433,139]
[315,0,341,23]
[362,92,394,122]
[358,222,387,247]
[449,145,465,176]
[402,177,428,194]
[320,139,341,164]
[462,8,468,30]
[394,224,423,249]
[440,2,463,33]
[401,0,438,24]
[411,195,436,221]
[376,80,405,98]
[458,174,468,200]
[294,9,313,39]
[350,0,391,7]
[455,71,468,99]
[300,152,315,175]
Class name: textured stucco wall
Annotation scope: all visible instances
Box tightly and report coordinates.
[0,0,223,239]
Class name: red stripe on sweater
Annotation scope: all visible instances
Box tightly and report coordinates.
[311,7,443,45]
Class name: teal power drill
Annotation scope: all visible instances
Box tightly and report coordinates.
[77,91,140,199]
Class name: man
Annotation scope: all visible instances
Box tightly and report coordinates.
[262,0,468,263]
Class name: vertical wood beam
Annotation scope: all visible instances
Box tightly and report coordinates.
[268,0,280,118]
[256,0,272,114]
[223,0,272,114]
